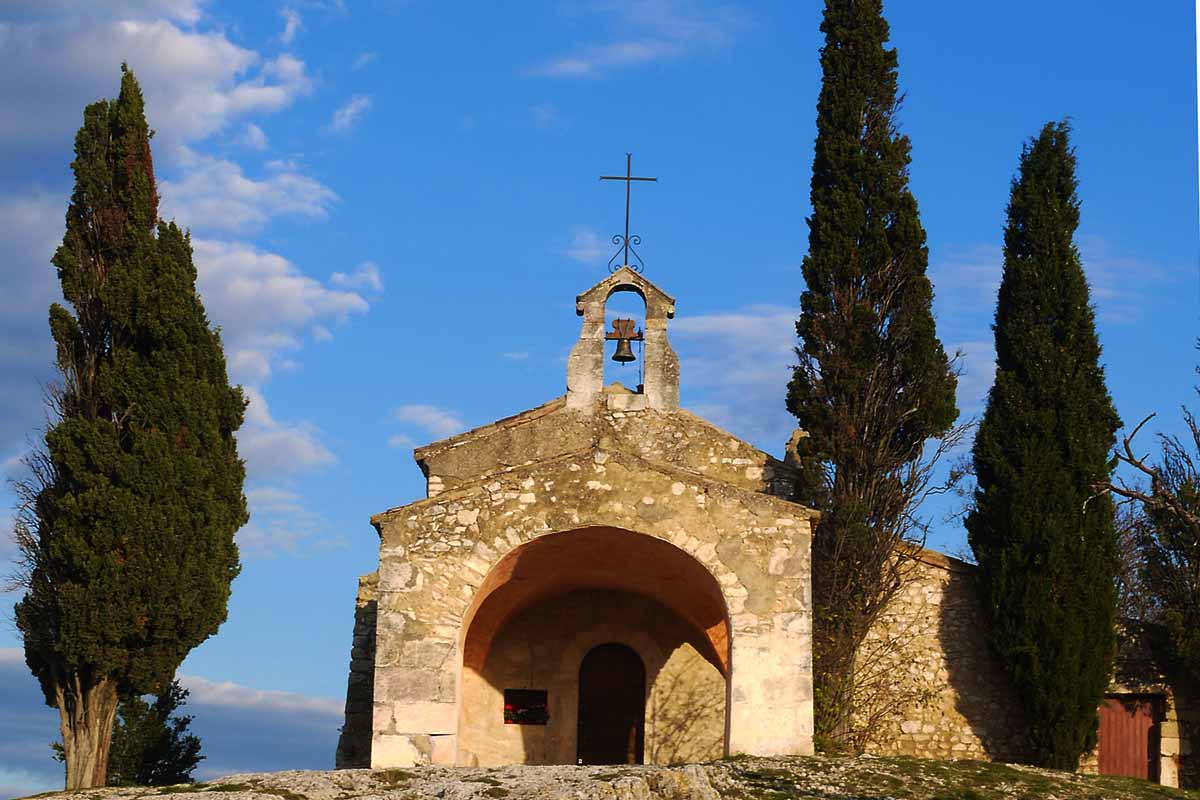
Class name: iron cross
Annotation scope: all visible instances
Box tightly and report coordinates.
[600,153,656,270]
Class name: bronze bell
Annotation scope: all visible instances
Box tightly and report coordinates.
[611,337,636,364]
[606,318,642,365]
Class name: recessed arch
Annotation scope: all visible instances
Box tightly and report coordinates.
[459,526,730,675]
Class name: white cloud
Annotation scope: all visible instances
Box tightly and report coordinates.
[331,261,383,291]
[0,14,311,157]
[526,0,747,78]
[0,508,18,568]
[6,1,206,24]
[351,51,377,70]
[237,387,335,479]
[236,484,342,557]
[0,190,65,454]
[237,121,268,150]
[566,226,607,264]
[0,652,341,790]
[192,239,371,382]
[394,404,467,439]
[161,152,338,233]
[278,7,302,44]
[1079,234,1171,324]
[328,94,372,133]
[948,339,996,413]
[671,304,798,448]
[180,674,343,717]
[387,433,414,449]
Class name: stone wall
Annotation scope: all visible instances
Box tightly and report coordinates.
[862,552,1199,790]
[334,572,378,769]
[858,551,1028,762]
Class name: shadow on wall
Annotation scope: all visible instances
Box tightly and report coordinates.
[335,579,377,769]
[937,564,1030,762]
[646,643,725,765]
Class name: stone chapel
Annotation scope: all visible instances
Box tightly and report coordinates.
[335,266,818,768]
[334,265,1198,786]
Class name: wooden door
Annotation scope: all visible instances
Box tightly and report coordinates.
[576,643,646,765]
[1098,695,1161,781]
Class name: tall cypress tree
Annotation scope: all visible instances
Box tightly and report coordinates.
[788,0,958,745]
[966,121,1120,769]
[13,66,246,789]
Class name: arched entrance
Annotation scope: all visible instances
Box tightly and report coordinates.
[456,526,730,766]
[577,643,646,765]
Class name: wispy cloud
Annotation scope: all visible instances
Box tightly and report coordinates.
[328,94,372,133]
[671,304,798,448]
[387,433,414,449]
[331,261,384,292]
[526,0,748,78]
[351,51,377,70]
[180,674,342,717]
[394,404,467,439]
[278,7,303,44]
[566,226,607,265]
[531,102,564,129]
[0,650,344,797]
[237,122,268,150]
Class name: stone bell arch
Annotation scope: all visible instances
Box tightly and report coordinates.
[566,266,679,412]
[337,265,817,769]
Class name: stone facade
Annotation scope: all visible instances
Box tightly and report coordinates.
[342,267,817,768]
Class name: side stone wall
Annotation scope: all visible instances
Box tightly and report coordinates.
[335,572,378,769]
[862,553,1198,790]
[859,552,1028,762]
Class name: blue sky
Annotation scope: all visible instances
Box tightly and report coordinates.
[0,0,1196,795]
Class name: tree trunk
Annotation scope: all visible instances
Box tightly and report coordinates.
[56,675,119,789]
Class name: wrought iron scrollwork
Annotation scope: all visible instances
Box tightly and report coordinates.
[608,234,644,274]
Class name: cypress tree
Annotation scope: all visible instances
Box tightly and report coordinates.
[966,121,1120,769]
[106,680,204,786]
[13,65,246,789]
[788,0,958,744]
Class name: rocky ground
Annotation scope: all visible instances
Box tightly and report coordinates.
[27,756,1200,800]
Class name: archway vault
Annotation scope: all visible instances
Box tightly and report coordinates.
[460,526,730,676]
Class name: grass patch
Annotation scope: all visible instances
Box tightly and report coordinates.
[464,776,502,787]
[373,770,414,788]
[250,789,306,800]
[481,789,509,798]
